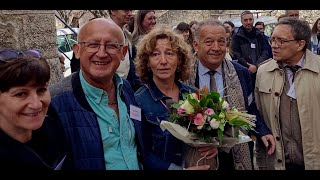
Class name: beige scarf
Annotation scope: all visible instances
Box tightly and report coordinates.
[222,59,252,170]
[187,59,253,170]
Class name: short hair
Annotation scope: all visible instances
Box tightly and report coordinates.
[0,55,50,92]
[135,25,193,83]
[255,21,265,28]
[276,17,311,51]
[193,19,225,41]
[241,10,253,18]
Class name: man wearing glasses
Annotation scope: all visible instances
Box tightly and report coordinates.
[47,18,144,170]
[255,18,320,170]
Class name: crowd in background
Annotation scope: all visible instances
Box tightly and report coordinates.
[1,10,320,171]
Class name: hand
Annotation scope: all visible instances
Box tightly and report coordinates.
[185,165,210,170]
[261,134,276,155]
[198,146,218,160]
[248,63,257,73]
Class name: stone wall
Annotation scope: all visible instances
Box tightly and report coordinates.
[156,10,320,27]
[0,10,63,85]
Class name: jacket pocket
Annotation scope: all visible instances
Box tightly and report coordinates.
[257,83,272,94]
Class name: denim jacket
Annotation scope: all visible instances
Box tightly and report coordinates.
[134,79,194,170]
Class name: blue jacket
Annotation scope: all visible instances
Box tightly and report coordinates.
[48,71,144,170]
[134,79,194,170]
[194,61,271,138]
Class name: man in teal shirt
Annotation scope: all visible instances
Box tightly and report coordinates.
[48,18,143,170]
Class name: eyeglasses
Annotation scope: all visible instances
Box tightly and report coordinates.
[149,51,177,61]
[79,42,124,54]
[0,49,42,63]
[269,38,297,47]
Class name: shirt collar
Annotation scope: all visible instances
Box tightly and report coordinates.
[198,60,222,76]
[147,79,190,102]
[282,54,305,68]
[80,70,123,104]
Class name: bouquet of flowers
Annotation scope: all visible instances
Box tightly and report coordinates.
[160,86,256,169]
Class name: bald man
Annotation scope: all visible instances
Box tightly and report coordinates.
[47,18,144,170]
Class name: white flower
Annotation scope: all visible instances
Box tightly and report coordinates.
[180,100,194,114]
[222,101,230,110]
[189,93,199,100]
[209,118,220,129]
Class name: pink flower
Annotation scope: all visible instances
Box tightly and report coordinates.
[204,108,215,115]
[177,107,185,115]
[194,113,205,126]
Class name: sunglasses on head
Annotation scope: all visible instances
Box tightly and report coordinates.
[0,49,42,63]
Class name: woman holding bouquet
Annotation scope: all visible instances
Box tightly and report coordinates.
[134,25,218,170]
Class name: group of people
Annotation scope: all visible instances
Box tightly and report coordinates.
[1,10,320,171]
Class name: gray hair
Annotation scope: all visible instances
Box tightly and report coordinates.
[276,17,311,51]
[193,19,225,41]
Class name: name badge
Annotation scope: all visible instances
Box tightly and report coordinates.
[251,43,256,49]
[130,105,141,121]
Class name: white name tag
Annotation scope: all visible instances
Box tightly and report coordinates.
[251,43,256,49]
[130,105,141,121]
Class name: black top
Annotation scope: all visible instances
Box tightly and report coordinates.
[0,114,68,171]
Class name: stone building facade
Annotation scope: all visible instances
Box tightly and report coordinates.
[0,10,64,85]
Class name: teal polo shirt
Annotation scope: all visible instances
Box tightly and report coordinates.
[80,70,139,170]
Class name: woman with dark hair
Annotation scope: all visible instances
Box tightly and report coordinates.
[223,21,235,37]
[0,49,68,170]
[189,20,199,35]
[311,17,320,55]
[175,22,194,48]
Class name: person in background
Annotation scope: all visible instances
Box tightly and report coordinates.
[310,17,320,55]
[188,19,274,170]
[255,21,273,59]
[225,27,233,61]
[255,17,320,170]
[132,10,156,47]
[285,10,300,19]
[134,25,218,170]
[189,20,199,38]
[47,18,144,170]
[231,10,270,90]
[70,51,80,73]
[124,16,135,34]
[277,14,287,22]
[0,49,67,170]
[175,22,194,52]
[108,10,141,91]
[223,21,236,37]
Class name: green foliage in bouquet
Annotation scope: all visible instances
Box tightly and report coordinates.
[169,86,256,145]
